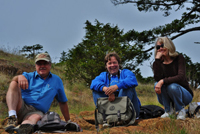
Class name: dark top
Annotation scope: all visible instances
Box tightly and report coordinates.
[153,54,193,97]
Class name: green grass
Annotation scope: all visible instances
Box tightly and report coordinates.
[1,49,200,133]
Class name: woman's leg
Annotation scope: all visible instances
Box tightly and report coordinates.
[155,82,171,112]
[92,90,107,106]
[166,83,192,112]
[118,88,140,118]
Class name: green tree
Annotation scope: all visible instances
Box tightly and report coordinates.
[182,53,200,89]
[59,51,67,63]
[64,20,151,84]
[111,0,200,52]
[20,44,43,59]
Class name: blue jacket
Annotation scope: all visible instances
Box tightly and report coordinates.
[90,69,138,91]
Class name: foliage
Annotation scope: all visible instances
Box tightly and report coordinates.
[136,72,154,84]
[20,44,43,59]
[182,53,200,89]
[111,0,200,88]
[59,51,67,63]
[63,20,151,84]
[111,0,200,52]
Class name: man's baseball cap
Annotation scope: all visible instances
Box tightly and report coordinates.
[35,53,51,63]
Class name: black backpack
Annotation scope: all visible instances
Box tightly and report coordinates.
[139,105,165,119]
[35,111,82,133]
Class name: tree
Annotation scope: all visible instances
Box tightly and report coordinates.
[64,20,151,84]
[20,44,43,59]
[59,51,67,63]
[111,0,200,52]
[182,53,200,89]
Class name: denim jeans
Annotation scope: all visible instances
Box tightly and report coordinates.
[155,82,193,112]
[92,88,141,117]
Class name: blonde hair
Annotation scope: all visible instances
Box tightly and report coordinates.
[154,37,178,58]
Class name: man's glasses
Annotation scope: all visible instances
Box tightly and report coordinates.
[36,62,50,66]
[156,44,164,50]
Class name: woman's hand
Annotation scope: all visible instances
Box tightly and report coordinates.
[155,79,164,94]
[103,85,118,96]
[155,51,163,59]
[108,93,115,102]
[103,85,118,101]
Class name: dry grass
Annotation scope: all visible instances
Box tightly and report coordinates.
[1,49,200,133]
[136,82,162,106]
[66,82,95,114]
[0,73,11,91]
[50,81,95,115]
[192,89,200,102]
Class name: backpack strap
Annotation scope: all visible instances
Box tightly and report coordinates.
[94,108,99,133]
[194,106,200,116]
[103,109,106,123]
[117,110,121,121]
[127,99,136,126]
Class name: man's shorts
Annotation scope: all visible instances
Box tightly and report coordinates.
[17,100,44,124]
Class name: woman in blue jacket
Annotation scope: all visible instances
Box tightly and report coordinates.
[90,52,141,117]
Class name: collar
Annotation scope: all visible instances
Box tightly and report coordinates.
[109,69,121,78]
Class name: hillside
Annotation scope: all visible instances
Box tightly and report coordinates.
[0,51,200,134]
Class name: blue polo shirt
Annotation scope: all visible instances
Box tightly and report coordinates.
[22,71,68,113]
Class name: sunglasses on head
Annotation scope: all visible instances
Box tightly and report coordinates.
[156,44,164,50]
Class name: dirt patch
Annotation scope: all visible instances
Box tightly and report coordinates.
[0,59,35,76]
[0,111,200,134]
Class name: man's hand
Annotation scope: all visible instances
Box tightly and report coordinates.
[18,75,28,90]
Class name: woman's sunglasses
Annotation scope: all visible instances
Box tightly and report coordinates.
[156,44,164,50]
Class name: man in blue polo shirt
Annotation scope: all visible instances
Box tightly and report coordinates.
[2,53,70,134]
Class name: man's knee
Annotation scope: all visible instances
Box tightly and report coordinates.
[8,81,20,91]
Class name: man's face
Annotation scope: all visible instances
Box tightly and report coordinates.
[35,60,51,79]
[106,56,119,75]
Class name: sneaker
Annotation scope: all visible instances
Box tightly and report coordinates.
[177,108,186,120]
[11,124,34,134]
[2,115,18,132]
[161,112,170,118]
[196,113,200,119]
[161,103,175,118]
[169,103,175,115]
[161,110,174,118]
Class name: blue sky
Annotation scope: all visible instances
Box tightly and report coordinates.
[0,0,199,77]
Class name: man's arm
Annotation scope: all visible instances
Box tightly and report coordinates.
[12,75,29,90]
[59,102,70,122]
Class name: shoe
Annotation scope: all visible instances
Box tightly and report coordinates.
[161,103,175,118]
[2,115,18,132]
[196,113,200,119]
[10,124,34,134]
[169,103,175,115]
[161,112,170,118]
[177,108,186,120]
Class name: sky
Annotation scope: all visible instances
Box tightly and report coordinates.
[0,0,199,77]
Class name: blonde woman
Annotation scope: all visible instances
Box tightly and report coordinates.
[153,37,193,120]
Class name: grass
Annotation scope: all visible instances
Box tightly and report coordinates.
[50,81,95,115]
[1,49,200,133]
[136,82,162,107]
